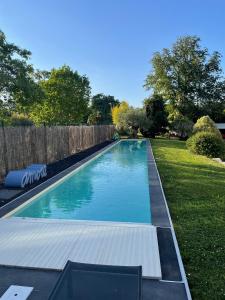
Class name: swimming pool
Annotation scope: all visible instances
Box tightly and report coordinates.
[12,140,151,223]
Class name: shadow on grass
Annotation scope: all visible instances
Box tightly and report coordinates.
[162,160,225,178]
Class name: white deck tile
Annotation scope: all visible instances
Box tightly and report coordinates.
[0,218,161,279]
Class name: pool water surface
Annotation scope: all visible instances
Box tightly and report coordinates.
[13,140,151,223]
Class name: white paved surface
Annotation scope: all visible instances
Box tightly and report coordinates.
[0,218,161,278]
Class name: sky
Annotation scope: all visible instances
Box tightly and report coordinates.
[1,0,225,107]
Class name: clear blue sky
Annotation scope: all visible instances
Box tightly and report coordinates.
[1,0,225,107]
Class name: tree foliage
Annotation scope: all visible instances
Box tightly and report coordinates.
[114,106,152,138]
[187,116,224,158]
[168,109,193,139]
[87,110,101,125]
[112,101,129,126]
[88,93,119,125]
[192,115,222,138]
[143,94,167,137]
[145,36,225,122]
[10,113,34,126]
[116,107,142,137]
[0,30,43,113]
[30,66,91,125]
[186,132,225,158]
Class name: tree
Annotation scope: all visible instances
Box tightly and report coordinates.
[143,94,167,137]
[115,106,152,138]
[0,30,43,113]
[117,107,141,137]
[112,101,129,126]
[168,110,193,139]
[87,110,101,125]
[0,101,10,124]
[119,108,142,137]
[89,93,119,125]
[136,110,153,138]
[30,66,91,125]
[10,113,33,126]
[145,36,225,122]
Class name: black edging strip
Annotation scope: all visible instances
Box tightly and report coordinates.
[0,141,116,218]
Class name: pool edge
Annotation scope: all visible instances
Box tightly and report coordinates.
[0,140,119,218]
[148,139,192,300]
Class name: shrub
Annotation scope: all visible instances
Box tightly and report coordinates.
[193,116,221,138]
[168,110,193,140]
[187,132,225,158]
[116,125,129,136]
[10,113,33,126]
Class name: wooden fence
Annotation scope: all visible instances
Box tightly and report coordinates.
[0,125,115,182]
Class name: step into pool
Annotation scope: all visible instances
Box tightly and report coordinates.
[12,140,151,223]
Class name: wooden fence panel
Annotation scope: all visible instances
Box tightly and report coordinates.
[31,126,47,164]
[46,126,70,163]
[0,125,115,182]
[0,127,7,179]
[4,127,24,171]
[68,126,78,154]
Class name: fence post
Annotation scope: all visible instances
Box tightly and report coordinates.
[68,126,70,156]
[44,123,48,164]
[1,121,8,173]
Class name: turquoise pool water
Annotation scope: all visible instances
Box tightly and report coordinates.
[13,140,151,223]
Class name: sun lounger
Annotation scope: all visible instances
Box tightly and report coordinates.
[48,261,142,300]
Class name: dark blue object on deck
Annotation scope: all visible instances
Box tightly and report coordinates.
[48,261,142,300]
[4,170,29,188]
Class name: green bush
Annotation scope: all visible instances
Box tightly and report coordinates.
[193,116,221,138]
[186,132,225,158]
[10,113,33,126]
[168,110,193,140]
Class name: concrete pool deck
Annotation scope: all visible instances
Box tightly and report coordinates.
[0,139,192,299]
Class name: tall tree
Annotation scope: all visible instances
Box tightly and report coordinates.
[112,101,129,126]
[89,93,119,125]
[144,94,167,137]
[145,36,225,122]
[30,65,91,125]
[0,30,43,115]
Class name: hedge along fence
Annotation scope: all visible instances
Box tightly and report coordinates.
[0,125,115,182]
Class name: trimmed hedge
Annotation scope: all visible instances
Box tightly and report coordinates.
[186,132,225,158]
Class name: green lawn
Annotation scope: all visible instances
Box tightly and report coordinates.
[151,138,225,300]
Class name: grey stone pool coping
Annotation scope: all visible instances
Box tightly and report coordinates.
[0,139,192,300]
[146,139,192,300]
[146,140,170,227]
